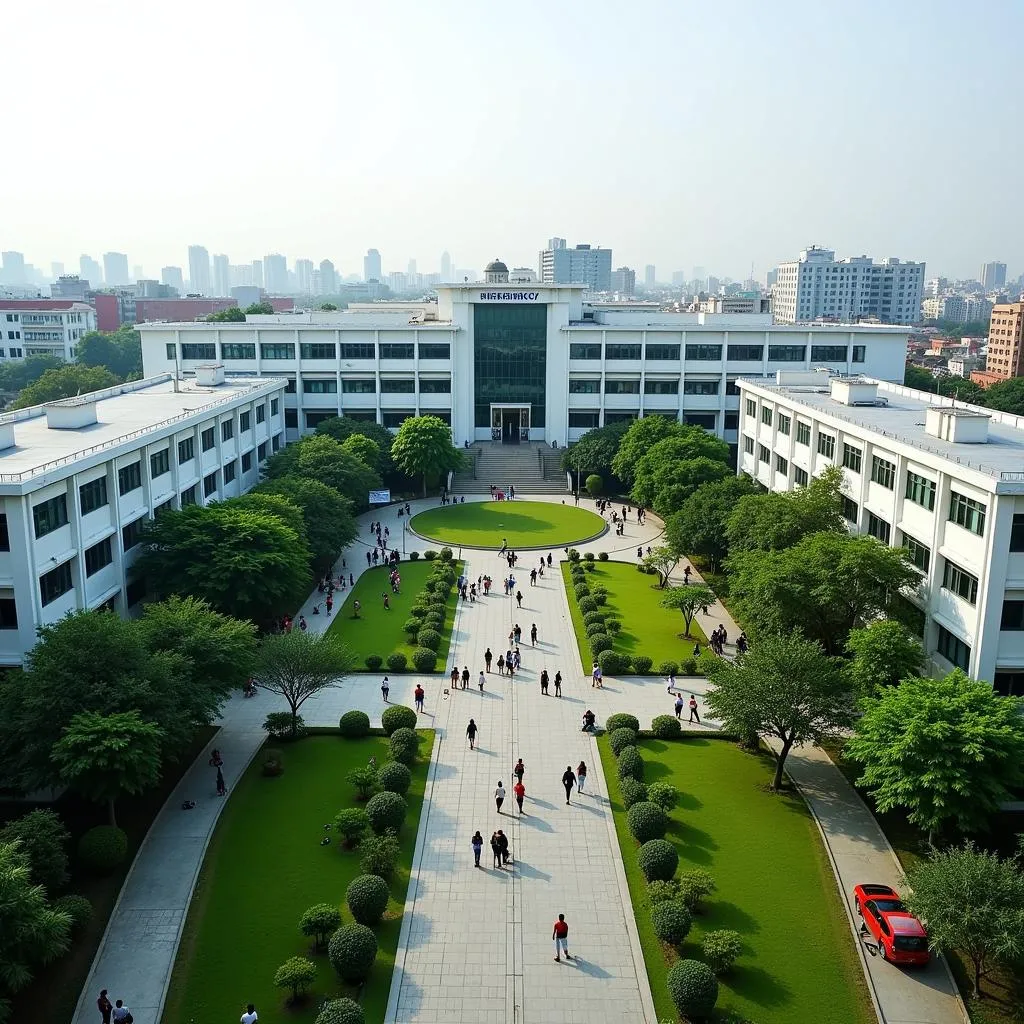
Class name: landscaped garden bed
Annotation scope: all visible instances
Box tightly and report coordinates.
[162,724,433,1023]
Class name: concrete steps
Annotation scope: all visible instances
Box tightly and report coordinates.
[452,443,569,494]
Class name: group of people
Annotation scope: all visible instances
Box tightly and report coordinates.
[96,990,133,1023]
[438,489,465,505]
[673,692,702,723]
[489,483,516,500]
[708,623,728,656]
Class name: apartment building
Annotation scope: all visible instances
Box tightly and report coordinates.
[972,301,1024,387]
[0,300,97,361]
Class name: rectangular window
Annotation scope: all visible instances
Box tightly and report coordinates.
[381,411,412,428]
[725,379,741,397]
[871,455,896,489]
[1011,513,1024,552]
[122,516,145,551]
[339,343,375,359]
[305,411,335,429]
[256,404,266,423]
[301,342,336,359]
[258,442,267,461]
[681,380,716,395]
[419,378,451,393]
[303,378,339,393]
[203,471,218,497]
[775,454,788,474]
[342,379,376,393]
[221,343,255,360]
[743,435,754,454]
[685,344,722,360]
[155,498,173,516]
[569,379,601,394]
[33,494,68,538]
[758,444,770,464]
[0,513,7,551]
[84,537,113,576]
[768,345,807,362]
[842,496,859,523]
[568,411,600,428]
[796,421,811,445]
[810,345,849,361]
[852,345,866,363]
[221,419,235,441]
[241,451,253,472]
[419,343,450,359]
[380,379,415,393]
[181,343,216,360]
[1001,599,1024,631]
[180,485,197,506]
[842,442,862,473]
[0,598,17,630]
[272,433,282,451]
[201,427,216,451]
[166,342,176,360]
[150,448,170,477]
[271,398,279,415]
[260,343,295,360]
[936,624,971,670]
[605,380,640,394]
[943,559,979,604]
[606,344,641,360]
[727,345,763,361]
[648,379,681,394]
[777,414,791,435]
[40,561,73,606]
[817,432,836,458]
[178,437,194,464]
[117,461,142,496]
[745,398,756,417]
[284,378,296,393]
[794,466,809,486]
[761,407,773,426]
[570,343,601,360]
[125,575,147,607]
[645,344,680,360]
[948,491,987,536]
[79,477,109,515]
[380,343,414,359]
[224,460,237,484]
[902,533,931,573]
[284,409,298,428]
[905,471,936,511]
[724,411,739,430]
[867,511,891,543]
[684,412,716,429]
[239,411,252,433]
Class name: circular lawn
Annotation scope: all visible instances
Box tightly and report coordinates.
[409,500,606,549]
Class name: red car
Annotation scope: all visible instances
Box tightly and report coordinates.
[853,884,930,966]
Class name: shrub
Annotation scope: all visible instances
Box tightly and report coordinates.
[667,959,719,1020]
[389,727,419,764]
[381,704,417,735]
[589,633,612,656]
[403,617,421,636]
[647,879,681,905]
[570,563,585,577]
[584,561,596,573]
[627,801,668,843]
[632,654,653,673]
[598,650,630,674]
[593,591,606,605]
[408,550,420,561]
[617,746,644,782]
[590,583,607,597]
[377,760,412,795]
[574,581,590,598]
[275,955,317,1003]
[263,747,284,777]
[585,473,603,496]
[423,549,437,560]
[439,546,454,561]
[658,660,680,676]
[606,713,640,733]
[0,808,70,892]
[424,611,444,629]
[387,651,408,672]
[346,873,390,925]
[702,929,743,973]
[638,839,678,881]
[677,869,717,912]
[603,618,622,635]
[339,710,371,738]
[365,654,383,671]
[77,826,128,874]
[328,922,378,983]
[360,830,400,878]
[316,998,366,1024]
[577,595,598,614]
[334,808,368,847]
[567,548,581,562]
[681,657,699,675]
[598,550,609,561]
[585,620,606,639]
[647,782,679,812]
[619,777,649,809]
[346,765,377,800]
[409,603,428,620]
[416,627,441,651]
[263,711,306,741]
[300,903,342,949]
[609,726,638,755]
[365,791,407,835]
[412,647,438,672]
[52,893,92,931]
[583,611,606,629]
[652,899,693,946]
[651,715,682,739]
[584,551,595,561]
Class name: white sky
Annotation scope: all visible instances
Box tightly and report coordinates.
[3,0,1022,281]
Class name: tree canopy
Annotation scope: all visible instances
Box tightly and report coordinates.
[844,619,923,693]
[561,420,631,482]
[0,354,63,395]
[206,306,245,322]
[664,475,758,570]
[75,326,142,379]
[264,434,381,512]
[12,365,120,409]
[612,416,688,486]
[245,301,274,315]
[981,377,1024,416]
[630,428,731,514]
[315,416,398,482]
[660,583,716,636]
[390,415,464,496]
[341,433,383,473]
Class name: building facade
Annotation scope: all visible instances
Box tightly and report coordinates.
[610,267,636,295]
[103,252,130,287]
[737,372,1024,693]
[538,242,612,292]
[0,300,96,361]
[922,294,992,324]
[972,301,1024,387]
[981,262,1007,291]
[364,249,382,282]
[188,246,211,295]
[773,246,924,325]
[0,370,287,665]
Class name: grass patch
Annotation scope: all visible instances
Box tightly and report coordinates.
[409,499,605,549]
[327,560,461,670]
[598,733,873,1024]
[163,730,433,1024]
[561,560,706,671]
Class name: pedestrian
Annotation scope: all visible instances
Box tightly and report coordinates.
[514,778,526,814]
[450,666,460,689]
[491,831,502,868]
[513,757,525,782]
[467,718,478,750]
[553,914,571,962]
[562,765,576,804]
[414,684,425,713]
[514,624,522,644]
[539,669,548,695]
[666,671,676,694]
[497,653,505,675]
[530,568,537,587]
[554,670,562,696]
[497,828,510,865]
[216,766,226,796]
[513,648,521,671]
[516,590,523,608]
[683,564,691,584]
[381,675,390,702]
[637,546,643,560]
[472,830,483,867]
[582,709,596,732]
[591,662,599,687]
[530,623,537,645]
[381,593,388,611]
[97,989,113,1024]
[675,694,685,719]
[240,1005,258,1024]
[495,780,505,814]
[577,760,587,793]
[326,595,333,615]
[111,1001,131,1023]
[478,670,485,691]
[485,647,493,672]
[693,641,701,659]
[461,666,470,689]
[353,599,361,618]
[688,693,701,724]
[298,614,307,632]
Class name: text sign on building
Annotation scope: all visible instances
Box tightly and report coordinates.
[477,291,541,302]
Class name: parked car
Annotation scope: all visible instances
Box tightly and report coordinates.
[853,883,930,966]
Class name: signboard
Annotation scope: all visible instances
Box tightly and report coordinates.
[477,290,541,302]
[368,489,391,505]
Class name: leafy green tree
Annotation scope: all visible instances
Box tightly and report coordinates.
[12,365,120,409]
[318,302,338,311]
[245,301,274,314]
[844,619,923,692]
[0,354,63,395]
[254,630,354,737]
[933,319,989,339]
[664,476,758,570]
[264,434,381,512]
[274,955,317,1003]
[630,429,731,513]
[227,491,310,549]
[75,326,142,379]
[845,672,1024,841]
[612,415,687,486]
[561,420,631,482]
[704,632,855,790]
[206,306,246,322]
[0,810,70,893]
[727,532,919,655]
[906,843,1024,996]
[903,364,936,391]
[390,415,464,496]
[981,376,1024,415]
[51,711,163,827]
[341,434,382,473]
[643,545,679,587]
[315,416,398,482]
[660,584,717,636]
[584,473,603,496]
[300,903,342,949]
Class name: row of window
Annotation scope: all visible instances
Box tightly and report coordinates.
[171,342,453,362]
[568,379,724,396]
[574,410,724,431]
[568,343,867,362]
[297,378,452,395]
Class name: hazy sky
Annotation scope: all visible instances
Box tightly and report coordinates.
[5,0,1022,281]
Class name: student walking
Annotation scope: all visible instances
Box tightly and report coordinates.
[553,914,571,962]
[494,781,506,814]
[530,623,538,645]
[111,1001,132,1023]
[688,693,701,724]
[540,669,549,695]
[513,758,525,783]
[485,647,493,672]
[414,684,425,713]
[675,694,685,719]
[496,829,510,865]
[490,831,502,868]
[461,667,470,689]
[240,1004,258,1024]
[554,670,562,696]
[381,676,390,702]
[562,765,577,805]
[97,990,113,1024]
[466,718,478,750]
[471,830,483,867]
[513,779,526,814]
[516,590,523,608]
[478,670,486,691]
[497,653,505,675]
[216,766,226,796]
[576,760,587,793]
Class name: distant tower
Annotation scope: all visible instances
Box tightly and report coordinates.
[440,251,452,281]
[484,258,509,284]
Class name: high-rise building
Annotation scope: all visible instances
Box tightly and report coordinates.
[538,242,612,292]
[2,251,26,285]
[80,254,103,287]
[251,260,264,289]
[295,259,314,294]
[50,276,90,300]
[692,266,706,284]
[925,277,948,298]
[981,262,1007,291]
[547,237,567,251]
[364,249,382,282]
[972,302,1024,386]
[102,252,130,287]
[644,265,656,288]
[773,246,924,325]
[132,264,145,282]
[50,261,64,280]
[671,271,685,287]
[213,254,230,296]
[922,295,991,324]
[161,266,185,294]
[264,254,288,293]
[407,258,417,278]
[766,268,778,290]
[319,259,337,294]
[188,245,211,295]
[440,251,452,281]
[387,271,408,293]
[706,275,721,295]
[610,267,636,295]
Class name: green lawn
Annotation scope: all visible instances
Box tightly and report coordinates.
[409,499,605,549]
[561,560,706,672]
[598,734,873,1024]
[163,731,433,1024]
[327,560,461,670]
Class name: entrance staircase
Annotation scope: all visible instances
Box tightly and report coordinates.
[452,442,569,495]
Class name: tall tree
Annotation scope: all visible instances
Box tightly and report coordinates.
[561,420,632,483]
[0,354,63,395]
[341,433,383,473]
[981,377,1024,416]
[390,415,464,496]
[12,365,120,409]
[660,583,717,635]
[254,630,354,737]
[315,416,398,483]
[903,364,937,392]
[643,545,679,587]
[227,491,309,550]
[664,475,758,571]
[205,306,245,322]
[612,416,687,486]
[630,430,731,513]
[264,434,380,512]
[75,326,142,379]
[51,711,163,827]
[845,671,1024,841]
[844,619,923,693]
[704,632,855,790]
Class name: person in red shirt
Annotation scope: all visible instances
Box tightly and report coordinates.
[513,779,526,814]
[97,990,113,1024]
[552,914,571,962]
[414,685,425,713]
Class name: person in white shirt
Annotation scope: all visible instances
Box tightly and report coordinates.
[111,1001,131,1023]
[241,1004,258,1024]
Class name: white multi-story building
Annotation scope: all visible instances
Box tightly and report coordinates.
[213,254,231,297]
[0,369,287,665]
[136,263,910,452]
[922,294,993,324]
[0,301,96,361]
[737,371,1024,694]
[188,245,211,295]
[773,246,925,325]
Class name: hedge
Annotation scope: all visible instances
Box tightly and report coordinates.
[609,727,638,756]
[77,826,128,874]
[316,998,366,1024]
[667,959,719,1020]
[346,873,390,925]
[632,654,653,673]
[606,713,640,733]
[365,654,383,671]
[651,714,682,739]
[658,660,680,676]
[381,705,417,735]
[359,830,400,878]
[637,839,678,881]
[619,777,649,809]
[589,633,612,656]
[626,801,667,843]
[339,710,371,738]
[386,652,408,672]
[365,791,407,835]
[408,551,420,561]
[598,650,630,673]
[377,760,412,795]
[412,647,438,672]
[577,596,598,614]
[403,617,421,636]
[389,727,419,764]
[651,899,693,946]
[583,611,606,629]
[328,923,378,984]
[616,746,644,782]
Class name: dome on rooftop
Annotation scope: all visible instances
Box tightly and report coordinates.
[484,258,510,284]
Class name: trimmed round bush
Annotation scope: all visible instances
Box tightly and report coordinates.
[365,654,383,671]
[619,777,648,809]
[632,654,653,673]
[339,710,371,738]
[423,577,440,592]
[570,563,585,577]
[652,899,693,946]
[53,893,92,931]
[637,839,679,881]
[423,549,437,560]
[702,929,743,974]
[603,617,621,635]
[585,620,606,639]
[77,826,128,874]
[585,473,603,496]
[381,705,417,736]
[328,922,378,984]
[609,726,638,756]
[346,873,390,925]
[598,550,609,561]
[567,548,581,562]
[667,959,719,1020]
[424,611,444,629]
[590,584,607,598]
[402,617,421,636]
[408,550,420,561]
[438,546,454,561]
[584,551,595,561]
[677,868,717,911]
[365,791,407,835]
[598,650,630,674]
[584,561,596,573]
[264,711,306,741]
[573,581,590,598]
[589,633,612,656]
[577,596,597,614]
[412,647,438,672]
[681,657,698,675]
[583,611,606,629]
[386,652,408,672]
[647,782,679,812]
[377,760,412,795]
[627,800,667,843]
[316,998,366,1024]
[360,831,400,878]
[593,590,606,604]
[389,727,419,764]
[658,660,680,676]
[416,628,441,651]
[646,879,681,905]
[651,714,682,739]
[617,746,644,782]
[606,713,640,734]
[430,593,449,610]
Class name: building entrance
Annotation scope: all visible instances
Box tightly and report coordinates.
[491,405,530,444]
